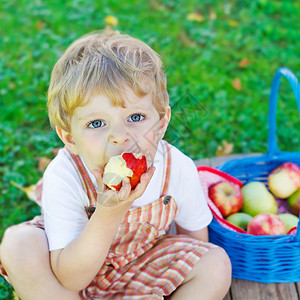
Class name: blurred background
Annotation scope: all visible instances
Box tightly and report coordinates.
[1,0,300,297]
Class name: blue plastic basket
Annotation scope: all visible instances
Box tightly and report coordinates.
[208,68,300,283]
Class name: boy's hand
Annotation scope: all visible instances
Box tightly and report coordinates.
[92,166,155,217]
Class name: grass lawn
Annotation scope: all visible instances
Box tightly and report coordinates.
[1,0,300,297]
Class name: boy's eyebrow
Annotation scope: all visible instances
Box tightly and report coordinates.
[79,112,103,120]
[79,104,149,120]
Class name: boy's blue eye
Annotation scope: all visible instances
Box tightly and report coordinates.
[88,120,105,128]
[129,114,144,122]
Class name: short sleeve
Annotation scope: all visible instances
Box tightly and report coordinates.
[42,150,89,250]
[169,147,212,231]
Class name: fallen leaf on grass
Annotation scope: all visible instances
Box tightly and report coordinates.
[105,16,118,26]
[232,78,242,91]
[9,82,15,90]
[36,20,44,30]
[238,58,250,68]
[209,9,217,21]
[187,12,204,22]
[228,19,239,27]
[13,291,21,300]
[52,148,61,156]
[10,181,37,201]
[216,140,234,156]
[38,157,51,173]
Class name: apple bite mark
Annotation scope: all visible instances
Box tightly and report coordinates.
[103,152,147,191]
[121,153,147,190]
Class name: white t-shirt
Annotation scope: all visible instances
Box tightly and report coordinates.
[42,141,212,251]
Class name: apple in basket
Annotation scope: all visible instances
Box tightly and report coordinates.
[247,213,286,235]
[103,152,147,191]
[268,162,300,199]
[226,212,252,231]
[241,181,278,216]
[208,181,243,217]
[287,188,300,217]
[278,213,299,232]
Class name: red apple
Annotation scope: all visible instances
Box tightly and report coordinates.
[268,162,300,199]
[208,181,243,217]
[287,188,300,216]
[247,213,286,235]
[103,152,147,191]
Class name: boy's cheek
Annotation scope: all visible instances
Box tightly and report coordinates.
[144,121,165,143]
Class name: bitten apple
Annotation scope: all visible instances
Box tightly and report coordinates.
[268,162,300,199]
[103,152,147,191]
[208,181,243,217]
[247,213,286,235]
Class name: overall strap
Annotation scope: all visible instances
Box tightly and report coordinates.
[65,147,97,206]
[160,140,171,197]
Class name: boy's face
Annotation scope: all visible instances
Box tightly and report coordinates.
[57,87,170,173]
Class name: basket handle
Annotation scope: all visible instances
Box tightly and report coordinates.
[267,67,300,156]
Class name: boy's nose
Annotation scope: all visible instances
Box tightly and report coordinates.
[108,128,130,145]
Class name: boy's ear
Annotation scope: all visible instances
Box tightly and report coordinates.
[56,127,79,155]
[158,106,171,139]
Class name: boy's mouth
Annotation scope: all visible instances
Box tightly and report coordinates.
[103,152,147,191]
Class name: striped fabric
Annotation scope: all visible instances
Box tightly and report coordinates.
[0,141,217,299]
[160,140,171,197]
[82,235,215,299]
[66,148,98,206]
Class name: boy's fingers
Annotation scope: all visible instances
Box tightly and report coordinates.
[131,166,156,198]
[145,165,156,181]
[118,177,131,201]
[95,165,155,207]
[141,165,156,186]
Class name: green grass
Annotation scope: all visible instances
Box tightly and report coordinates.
[1,0,300,297]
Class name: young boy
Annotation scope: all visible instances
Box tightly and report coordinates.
[0,30,231,299]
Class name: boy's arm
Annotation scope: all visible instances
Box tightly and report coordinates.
[50,205,123,291]
[175,223,209,242]
[50,167,155,292]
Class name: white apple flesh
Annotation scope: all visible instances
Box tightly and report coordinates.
[103,152,147,191]
[103,156,133,190]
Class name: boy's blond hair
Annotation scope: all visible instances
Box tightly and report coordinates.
[47,30,169,132]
